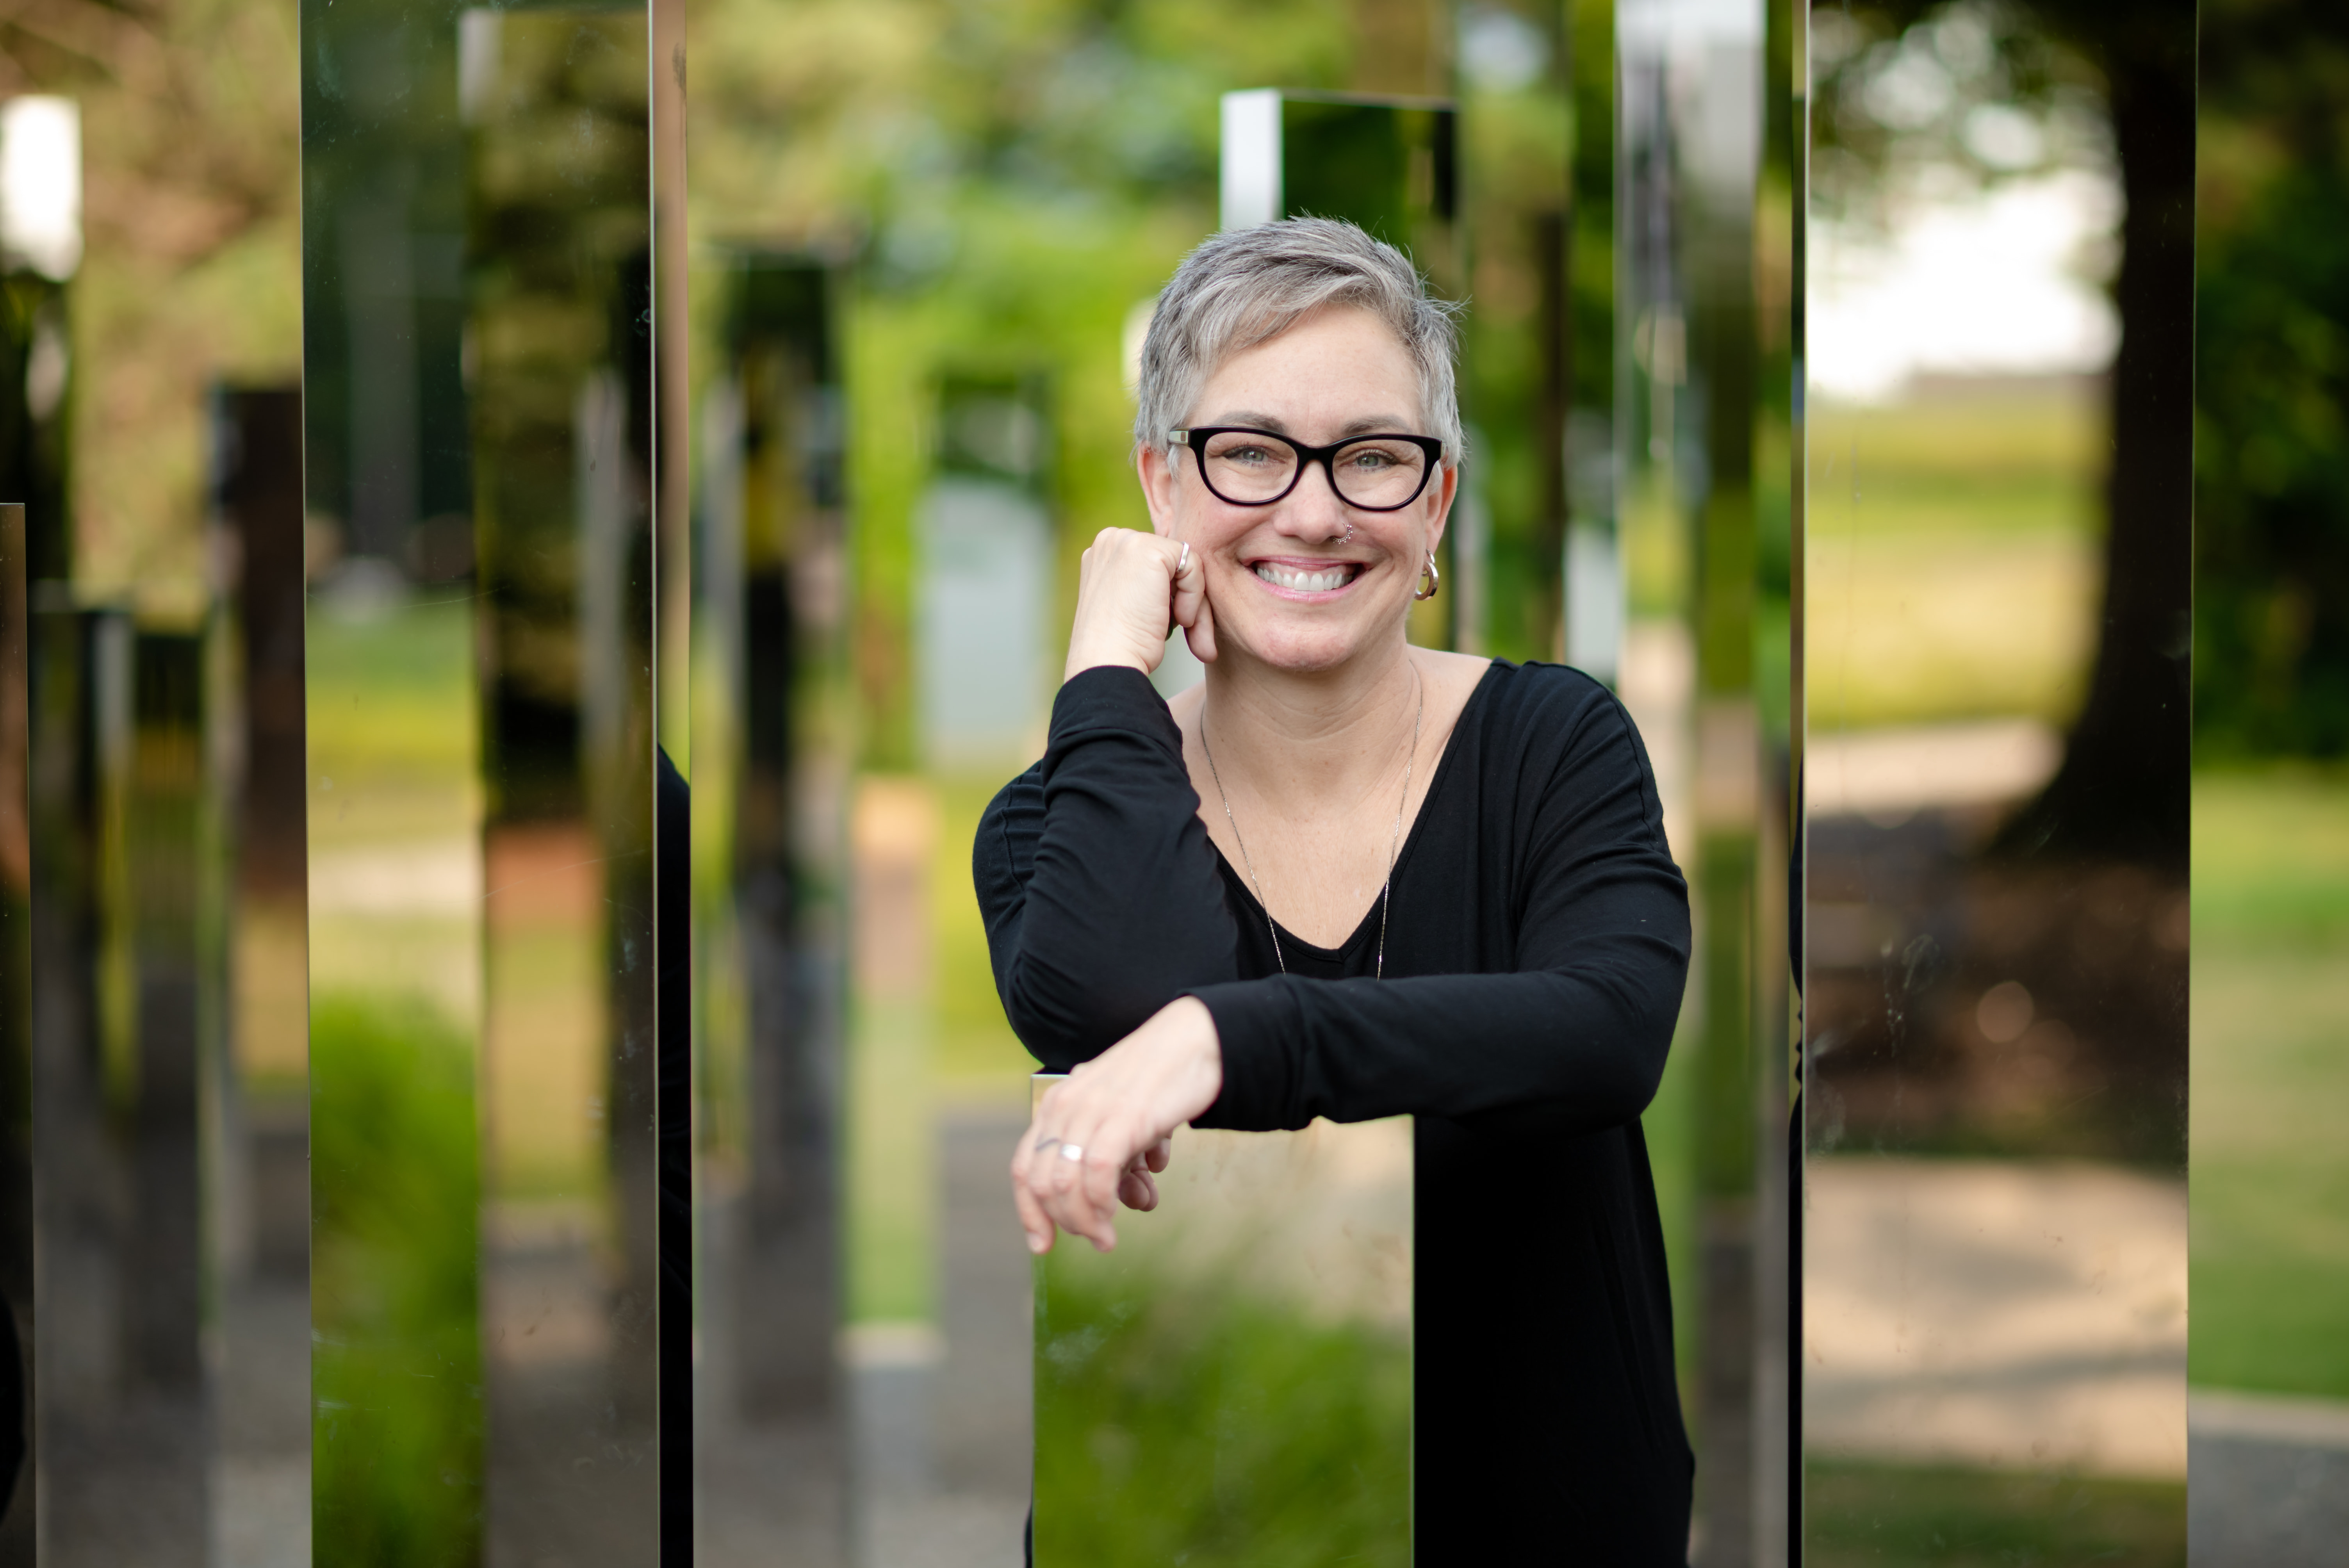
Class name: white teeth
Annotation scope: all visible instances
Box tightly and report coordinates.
[1255,563,1350,593]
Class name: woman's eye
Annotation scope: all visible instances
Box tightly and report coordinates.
[1225,445,1273,465]
[1346,450,1394,471]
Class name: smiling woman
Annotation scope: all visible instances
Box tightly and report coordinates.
[974,218,1697,1560]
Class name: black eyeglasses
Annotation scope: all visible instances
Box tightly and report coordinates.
[1170,427,1445,511]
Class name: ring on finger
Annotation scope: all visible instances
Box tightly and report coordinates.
[1033,1134,1063,1154]
[1176,541,1190,578]
[1059,1143,1085,1163]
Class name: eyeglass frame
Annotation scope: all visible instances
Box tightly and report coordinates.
[1169,426,1447,512]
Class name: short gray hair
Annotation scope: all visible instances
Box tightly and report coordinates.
[1134,217,1464,465]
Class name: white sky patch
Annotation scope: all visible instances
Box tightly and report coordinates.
[1809,166,2120,403]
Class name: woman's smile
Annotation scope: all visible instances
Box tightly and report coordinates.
[1247,554,1368,597]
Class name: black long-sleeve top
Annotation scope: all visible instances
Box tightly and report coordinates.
[975,661,1695,1563]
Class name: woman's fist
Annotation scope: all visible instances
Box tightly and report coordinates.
[1064,527,1215,682]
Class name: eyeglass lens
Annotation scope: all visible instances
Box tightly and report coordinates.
[1198,431,1428,508]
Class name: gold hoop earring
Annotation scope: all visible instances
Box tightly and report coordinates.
[1413,551,1440,602]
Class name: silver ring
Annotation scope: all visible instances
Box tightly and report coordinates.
[1032,1134,1062,1154]
[1175,541,1191,577]
[1058,1143,1085,1163]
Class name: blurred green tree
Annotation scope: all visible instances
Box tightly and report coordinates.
[2192,0,2349,758]
[1813,0,2195,866]
[0,0,302,605]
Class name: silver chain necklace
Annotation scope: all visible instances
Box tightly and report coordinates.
[1199,665,1424,980]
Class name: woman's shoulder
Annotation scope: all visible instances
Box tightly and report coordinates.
[1471,657,1630,739]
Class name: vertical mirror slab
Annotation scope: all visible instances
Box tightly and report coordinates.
[1613,0,1792,1559]
[1449,0,1576,666]
[30,596,225,1566]
[210,385,315,1564]
[1802,0,2194,1555]
[690,250,851,1559]
[0,504,25,1560]
[1029,1081,1412,1566]
[302,1,487,1557]
[462,7,663,1559]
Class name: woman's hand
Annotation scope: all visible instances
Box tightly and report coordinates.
[1064,527,1215,682]
[1012,997,1223,1254]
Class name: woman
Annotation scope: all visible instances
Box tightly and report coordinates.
[975,217,1693,1559]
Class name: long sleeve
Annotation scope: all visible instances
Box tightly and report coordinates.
[974,665,1240,1068]
[1194,678,1689,1134]
[973,660,1691,1135]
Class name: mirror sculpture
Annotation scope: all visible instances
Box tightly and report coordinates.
[1800,0,2194,1556]
[1029,1077,1413,1566]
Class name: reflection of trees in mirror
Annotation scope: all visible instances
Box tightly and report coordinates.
[1807,1459,2185,1568]
[1815,0,2193,867]
[310,993,483,1568]
[2193,2,2349,759]
[1034,1253,1409,1568]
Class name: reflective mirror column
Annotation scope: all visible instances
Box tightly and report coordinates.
[691,249,852,1558]
[1031,1083,1413,1566]
[1801,0,2193,1554]
[1613,1,1794,1561]
[301,0,680,1559]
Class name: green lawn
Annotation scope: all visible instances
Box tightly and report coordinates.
[2190,766,2349,1398]
[1806,391,2104,731]
[1807,1460,2185,1568]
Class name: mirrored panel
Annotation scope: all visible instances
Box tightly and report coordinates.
[690,249,852,1559]
[301,0,675,1559]
[464,11,661,1559]
[1030,1081,1412,1567]
[1613,0,1795,1558]
[1802,0,2193,1554]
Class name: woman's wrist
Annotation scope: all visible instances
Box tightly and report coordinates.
[1162,994,1224,1119]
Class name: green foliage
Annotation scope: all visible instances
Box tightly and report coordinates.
[310,991,484,1568]
[2192,12,2349,757]
[1033,1255,1411,1567]
[1806,1459,2184,1568]
[2190,768,2349,1399]
[0,0,303,604]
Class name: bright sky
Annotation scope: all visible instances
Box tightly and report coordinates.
[1809,166,2120,403]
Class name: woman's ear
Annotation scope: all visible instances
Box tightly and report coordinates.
[1138,443,1180,536]
[1420,460,1460,559]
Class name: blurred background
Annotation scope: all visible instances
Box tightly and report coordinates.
[0,0,2336,1563]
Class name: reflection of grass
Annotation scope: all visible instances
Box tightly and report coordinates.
[306,598,478,777]
[1808,392,2102,731]
[1034,1254,1410,1568]
[1806,1459,2184,1567]
[311,992,483,1567]
[2191,768,2349,1399]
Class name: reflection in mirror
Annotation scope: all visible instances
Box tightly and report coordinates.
[212,385,315,1563]
[691,250,852,1557]
[0,504,23,1560]
[1803,0,2192,1555]
[465,8,660,1559]
[301,0,488,1556]
[32,599,219,1567]
[1614,0,1795,1556]
[1029,1079,1412,1567]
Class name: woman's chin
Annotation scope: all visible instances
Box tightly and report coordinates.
[1223,617,1387,676]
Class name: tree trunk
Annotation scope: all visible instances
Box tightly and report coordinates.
[1994,0,2198,871]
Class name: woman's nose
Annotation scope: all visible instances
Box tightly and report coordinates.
[1274,459,1353,543]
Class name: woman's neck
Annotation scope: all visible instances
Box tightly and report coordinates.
[1192,636,1424,814]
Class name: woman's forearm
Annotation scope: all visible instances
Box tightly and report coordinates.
[984,667,1240,1063]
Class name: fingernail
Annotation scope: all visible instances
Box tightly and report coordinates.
[1027,1232,1048,1254]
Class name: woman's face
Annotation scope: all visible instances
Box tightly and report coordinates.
[1141,305,1456,675]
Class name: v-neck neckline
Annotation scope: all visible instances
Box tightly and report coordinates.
[1207,659,1502,965]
